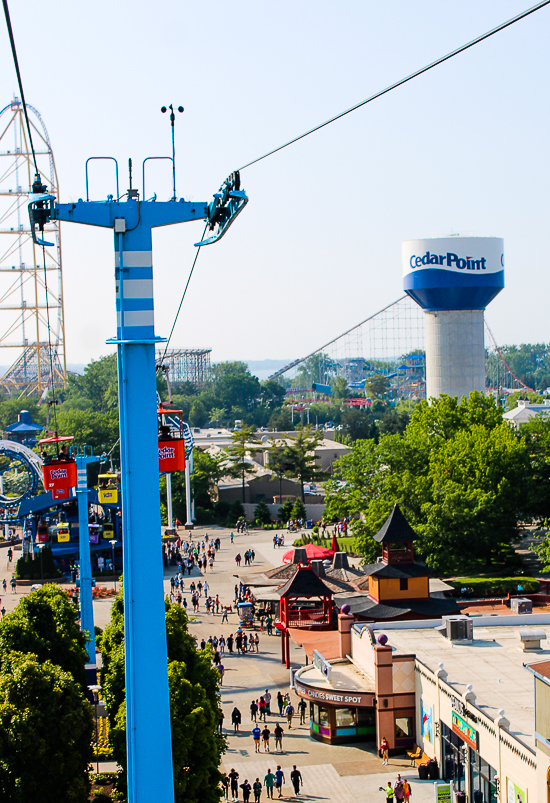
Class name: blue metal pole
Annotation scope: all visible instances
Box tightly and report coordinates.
[114,220,174,803]
[76,455,96,666]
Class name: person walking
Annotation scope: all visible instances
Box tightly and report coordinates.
[380,781,394,803]
[259,696,267,722]
[227,634,234,654]
[284,701,294,729]
[274,767,285,799]
[264,769,276,800]
[261,725,271,752]
[290,766,303,796]
[277,691,284,717]
[222,774,230,800]
[264,689,271,715]
[252,725,261,753]
[402,779,411,803]
[229,769,240,802]
[380,736,389,765]
[298,699,307,725]
[253,778,262,803]
[232,706,242,732]
[394,775,405,803]
[250,699,259,722]
[240,780,252,803]
[274,722,284,752]
[218,710,225,732]
[254,633,260,652]
[222,606,229,623]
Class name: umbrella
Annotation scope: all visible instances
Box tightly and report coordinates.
[282,543,334,565]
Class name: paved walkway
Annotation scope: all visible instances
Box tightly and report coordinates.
[177,526,434,803]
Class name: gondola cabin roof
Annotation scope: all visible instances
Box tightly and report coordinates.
[374,503,418,543]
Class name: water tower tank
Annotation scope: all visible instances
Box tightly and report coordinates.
[402,237,504,400]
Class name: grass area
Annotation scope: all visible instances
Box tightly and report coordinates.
[447,577,540,597]
[293,534,357,553]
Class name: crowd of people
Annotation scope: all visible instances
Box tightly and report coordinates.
[224,765,303,801]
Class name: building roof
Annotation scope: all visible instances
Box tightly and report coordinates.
[278,566,333,598]
[339,595,459,619]
[526,659,550,684]
[355,561,430,584]
[363,616,550,750]
[374,504,419,543]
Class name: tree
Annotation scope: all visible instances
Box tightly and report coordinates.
[365,374,390,399]
[211,362,261,412]
[224,424,260,502]
[291,498,307,521]
[325,393,532,572]
[340,408,378,442]
[254,499,272,525]
[189,399,208,428]
[267,440,295,503]
[0,585,89,692]
[283,425,330,501]
[62,353,118,412]
[101,598,224,803]
[278,498,294,522]
[331,377,349,399]
[0,651,93,803]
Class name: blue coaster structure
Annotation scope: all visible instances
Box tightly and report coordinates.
[28,163,247,803]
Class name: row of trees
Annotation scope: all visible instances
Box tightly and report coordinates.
[101,593,224,803]
[325,393,550,573]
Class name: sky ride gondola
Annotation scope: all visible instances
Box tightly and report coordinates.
[56,521,70,543]
[39,434,77,500]
[98,474,119,504]
[157,407,186,474]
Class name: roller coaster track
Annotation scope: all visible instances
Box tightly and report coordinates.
[0,439,42,508]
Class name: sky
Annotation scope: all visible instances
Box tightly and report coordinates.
[0,1,549,368]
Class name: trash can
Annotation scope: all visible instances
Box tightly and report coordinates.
[418,763,428,780]
[428,761,439,780]
[455,792,466,802]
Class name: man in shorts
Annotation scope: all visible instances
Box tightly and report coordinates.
[252,725,261,753]
[261,725,271,752]
[274,766,285,798]
[274,722,284,752]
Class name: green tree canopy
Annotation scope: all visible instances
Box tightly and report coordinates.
[283,425,330,501]
[223,424,260,502]
[325,393,532,572]
[0,651,93,803]
[0,585,89,692]
[101,597,224,803]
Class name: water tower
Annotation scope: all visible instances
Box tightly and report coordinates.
[402,237,504,400]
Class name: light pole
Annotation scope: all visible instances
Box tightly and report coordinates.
[109,539,117,593]
[89,684,101,774]
[161,104,183,202]
[37,542,44,580]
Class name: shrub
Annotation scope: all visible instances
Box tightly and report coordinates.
[448,577,540,597]
[254,500,272,525]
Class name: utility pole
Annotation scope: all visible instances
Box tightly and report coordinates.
[29,161,247,803]
[74,446,101,678]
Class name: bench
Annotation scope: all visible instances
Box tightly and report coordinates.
[406,745,430,766]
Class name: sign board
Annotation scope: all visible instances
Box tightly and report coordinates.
[507,778,527,803]
[98,557,104,569]
[402,237,504,278]
[313,649,332,683]
[295,681,374,707]
[434,782,453,803]
[452,711,478,750]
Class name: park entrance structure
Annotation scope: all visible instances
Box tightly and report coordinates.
[0,98,66,397]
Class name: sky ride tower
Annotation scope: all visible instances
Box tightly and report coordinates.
[0,98,66,398]
[402,236,504,400]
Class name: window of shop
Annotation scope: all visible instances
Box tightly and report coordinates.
[399,578,408,591]
[335,708,355,728]
[319,707,329,728]
[470,749,497,803]
[395,717,413,739]
[441,722,466,790]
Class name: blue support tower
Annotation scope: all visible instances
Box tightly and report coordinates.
[74,447,101,674]
[29,166,247,803]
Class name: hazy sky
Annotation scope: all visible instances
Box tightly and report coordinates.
[1,1,549,367]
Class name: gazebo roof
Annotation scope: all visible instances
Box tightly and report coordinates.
[374,504,418,543]
[278,566,333,598]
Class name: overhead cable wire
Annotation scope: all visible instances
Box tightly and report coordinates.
[238,0,550,171]
[159,222,208,367]
[2,0,39,175]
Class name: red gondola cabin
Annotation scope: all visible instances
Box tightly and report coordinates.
[40,435,77,500]
[157,407,186,473]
